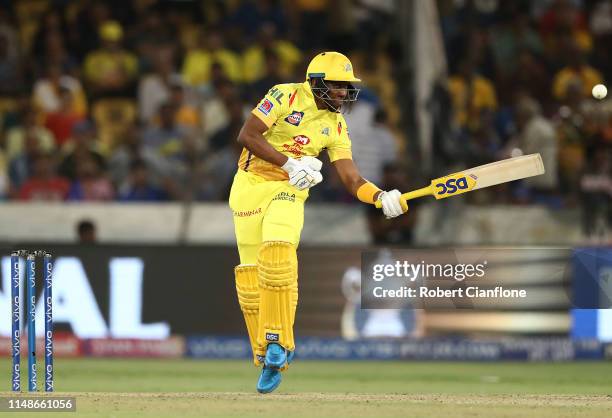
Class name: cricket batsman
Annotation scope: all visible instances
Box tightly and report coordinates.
[230,51,408,393]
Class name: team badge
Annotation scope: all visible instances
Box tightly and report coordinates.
[321,127,330,136]
[285,111,304,126]
[293,135,310,145]
[257,99,274,116]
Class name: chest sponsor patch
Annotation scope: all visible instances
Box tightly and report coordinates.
[284,111,304,126]
[293,135,310,145]
[257,99,274,116]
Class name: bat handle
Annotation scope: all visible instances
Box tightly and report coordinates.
[374,186,433,208]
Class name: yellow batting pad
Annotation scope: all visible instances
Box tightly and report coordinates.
[235,265,265,365]
[257,241,298,352]
[291,281,298,326]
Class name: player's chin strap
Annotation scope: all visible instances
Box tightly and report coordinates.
[310,78,360,113]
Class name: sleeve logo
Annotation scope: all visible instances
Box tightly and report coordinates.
[284,111,304,126]
[257,98,274,116]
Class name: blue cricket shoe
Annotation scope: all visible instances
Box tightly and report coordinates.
[256,344,295,394]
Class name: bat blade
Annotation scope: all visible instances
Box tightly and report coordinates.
[430,153,545,200]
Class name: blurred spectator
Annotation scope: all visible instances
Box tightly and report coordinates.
[83,20,139,98]
[201,80,249,145]
[447,58,498,131]
[169,83,200,131]
[513,96,559,193]
[118,159,168,202]
[0,7,18,60]
[209,97,245,152]
[137,46,179,123]
[32,65,87,117]
[44,87,86,147]
[345,104,397,185]
[8,135,42,190]
[491,10,543,78]
[294,0,330,50]
[31,10,69,60]
[129,7,176,74]
[352,0,396,52]
[142,102,190,156]
[68,1,111,61]
[18,154,69,201]
[241,23,301,84]
[580,146,611,240]
[37,31,79,76]
[0,29,22,94]
[501,49,550,108]
[555,86,588,200]
[200,134,244,201]
[590,1,612,81]
[0,147,7,199]
[226,0,288,38]
[246,50,286,103]
[58,121,106,181]
[181,30,241,86]
[5,107,55,161]
[552,42,603,101]
[76,219,97,244]
[67,155,115,201]
[539,0,592,58]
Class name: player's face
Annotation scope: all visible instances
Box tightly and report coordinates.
[325,81,349,109]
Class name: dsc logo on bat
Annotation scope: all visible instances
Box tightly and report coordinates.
[434,173,477,197]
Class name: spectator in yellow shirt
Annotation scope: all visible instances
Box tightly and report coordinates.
[447,58,498,131]
[241,23,302,84]
[181,30,242,86]
[552,42,603,101]
[83,21,138,98]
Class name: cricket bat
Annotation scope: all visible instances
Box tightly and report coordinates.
[375,153,545,208]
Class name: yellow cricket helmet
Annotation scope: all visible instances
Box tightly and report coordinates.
[306,52,361,82]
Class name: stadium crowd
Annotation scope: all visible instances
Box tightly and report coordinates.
[0,0,400,204]
[0,0,609,239]
[437,0,611,237]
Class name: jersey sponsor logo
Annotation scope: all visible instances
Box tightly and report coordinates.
[232,208,262,217]
[257,99,274,116]
[282,143,304,157]
[272,192,296,202]
[268,87,284,104]
[337,122,342,135]
[293,135,310,145]
[285,111,304,126]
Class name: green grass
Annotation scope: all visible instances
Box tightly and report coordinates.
[2,359,612,417]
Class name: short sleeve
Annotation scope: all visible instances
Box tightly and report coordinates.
[251,85,288,128]
[327,117,352,162]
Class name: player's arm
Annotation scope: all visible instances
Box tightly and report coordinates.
[237,93,323,190]
[333,158,407,218]
[237,114,288,167]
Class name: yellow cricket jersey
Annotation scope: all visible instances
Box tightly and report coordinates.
[238,81,353,181]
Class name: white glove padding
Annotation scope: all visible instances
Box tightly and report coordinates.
[282,157,323,190]
[301,155,323,172]
[378,189,409,218]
